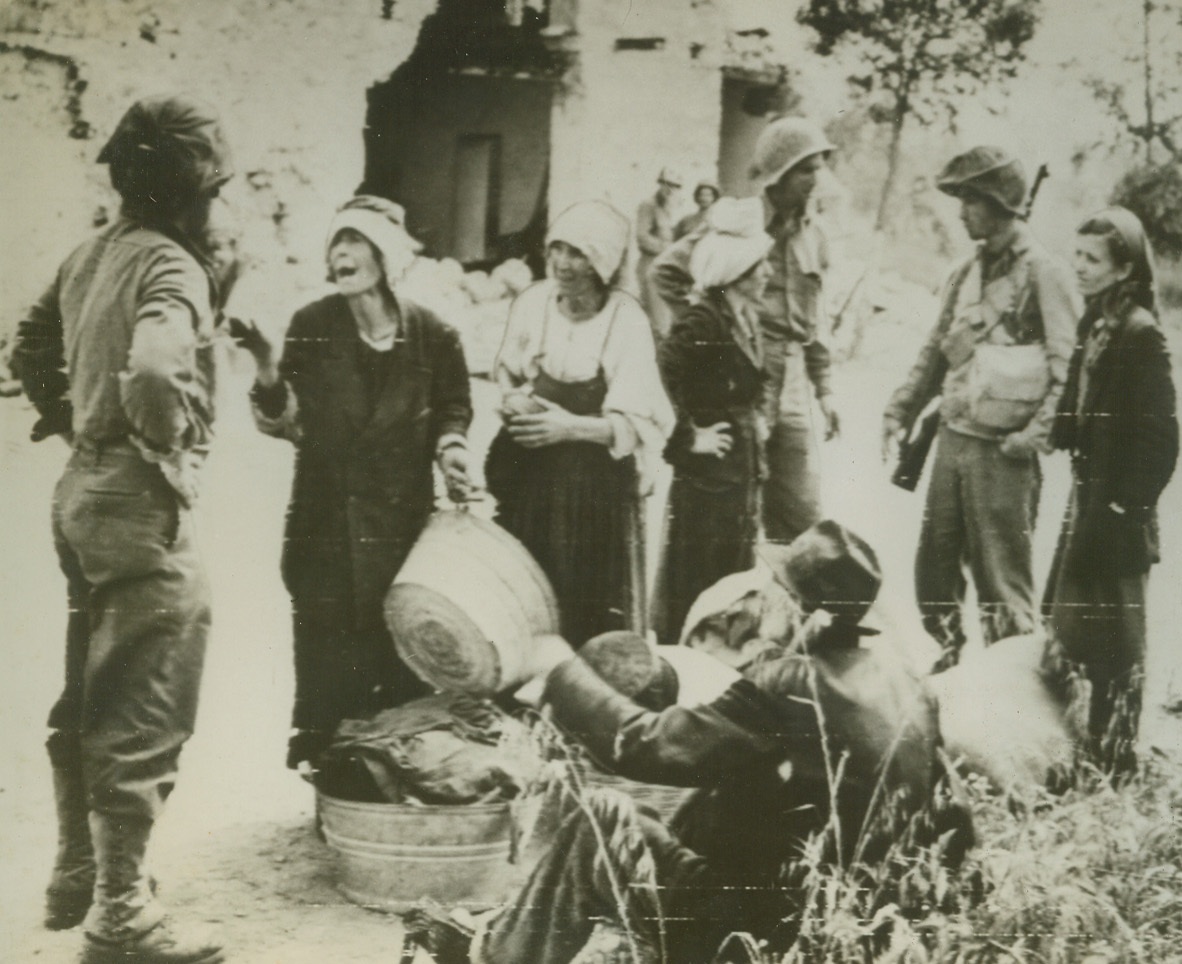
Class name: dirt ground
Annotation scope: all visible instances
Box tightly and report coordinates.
[2,327,1180,964]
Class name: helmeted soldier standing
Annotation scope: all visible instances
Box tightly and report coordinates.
[636,167,683,340]
[652,117,840,554]
[883,146,1079,670]
[13,95,232,964]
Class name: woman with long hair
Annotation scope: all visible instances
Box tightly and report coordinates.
[486,201,674,649]
[1045,206,1178,774]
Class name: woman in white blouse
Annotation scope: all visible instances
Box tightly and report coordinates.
[486,201,674,647]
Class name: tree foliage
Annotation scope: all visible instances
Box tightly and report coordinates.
[1081,1,1182,262]
[1112,162,1182,261]
[797,0,1041,227]
[799,0,1039,122]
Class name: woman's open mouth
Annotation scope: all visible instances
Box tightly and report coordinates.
[335,265,357,279]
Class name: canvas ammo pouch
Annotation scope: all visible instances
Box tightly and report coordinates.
[940,257,1048,431]
[967,341,1049,430]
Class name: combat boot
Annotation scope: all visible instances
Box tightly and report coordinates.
[79,813,224,964]
[44,743,96,929]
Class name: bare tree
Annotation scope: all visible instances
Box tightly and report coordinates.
[1081,1,1182,259]
[1083,0,1182,161]
[797,0,1040,230]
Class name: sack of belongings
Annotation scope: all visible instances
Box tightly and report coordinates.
[317,693,543,804]
[927,633,1085,794]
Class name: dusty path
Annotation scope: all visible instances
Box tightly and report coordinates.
[3,330,1180,963]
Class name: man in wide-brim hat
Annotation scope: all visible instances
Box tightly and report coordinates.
[409,521,969,964]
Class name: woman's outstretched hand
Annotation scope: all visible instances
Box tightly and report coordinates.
[227,316,279,386]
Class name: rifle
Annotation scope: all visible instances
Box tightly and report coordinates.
[890,404,941,492]
[1022,163,1049,221]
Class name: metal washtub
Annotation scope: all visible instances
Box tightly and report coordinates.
[317,792,519,911]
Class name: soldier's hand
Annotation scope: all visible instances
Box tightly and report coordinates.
[819,397,841,441]
[881,417,905,463]
[999,431,1039,461]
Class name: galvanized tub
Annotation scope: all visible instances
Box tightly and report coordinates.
[317,792,518,911]
[384,510,559,695]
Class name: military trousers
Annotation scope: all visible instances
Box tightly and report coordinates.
[48,441,211,820]
[761,340,823,547]
[761,420,822,547]
[916,427,1039,666]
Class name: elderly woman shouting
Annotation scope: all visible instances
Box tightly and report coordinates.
[651,197,774,645]
[486,201,674,648]
[239,196,473,770]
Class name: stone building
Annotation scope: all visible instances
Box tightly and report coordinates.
[362,0,796,268]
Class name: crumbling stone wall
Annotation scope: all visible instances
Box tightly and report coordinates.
[548,0,727,230]
[0,0,434,344]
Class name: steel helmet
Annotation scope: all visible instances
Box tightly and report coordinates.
[748,116,834,189]
[98,94,233,206]
[936,146,1027,215]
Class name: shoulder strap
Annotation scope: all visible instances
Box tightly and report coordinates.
[597,294,624,363]
[938,258,978,334]
[978,255,1035,343]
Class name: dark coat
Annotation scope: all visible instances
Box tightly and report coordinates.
[659,291,766,489]
[265,294,472,627]
[1050,306,1177,574]
[546,646,945,885]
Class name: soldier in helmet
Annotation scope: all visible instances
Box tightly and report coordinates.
[13,94,232,963]
[636,167,684,339]
[882,146,1079,671]
[651,117,840,569]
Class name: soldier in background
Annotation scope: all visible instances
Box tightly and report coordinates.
[635,167,683,339]
[673,180,720,240]
[653,117,841,550]
[883,146,1078,671]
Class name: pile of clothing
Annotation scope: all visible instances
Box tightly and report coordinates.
[317,693,544,805]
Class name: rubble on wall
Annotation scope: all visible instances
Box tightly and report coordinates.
[0,0,434,353]
[400,256,533,376]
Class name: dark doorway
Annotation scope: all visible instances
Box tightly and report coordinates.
[718,75,784,198]
[453,134,502,263]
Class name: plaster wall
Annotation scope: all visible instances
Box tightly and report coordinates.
[376,73,552,260]
[0,0,433,335]
[547,0,728,286]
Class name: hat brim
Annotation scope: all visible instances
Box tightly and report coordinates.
[936,181,1023,215]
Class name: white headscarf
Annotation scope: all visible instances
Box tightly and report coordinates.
[546,201,631,286]
[689,197,773,292]
[325,199,421,288]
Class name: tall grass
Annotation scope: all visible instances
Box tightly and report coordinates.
[522,680,1182,964]
[781,758,1182,964]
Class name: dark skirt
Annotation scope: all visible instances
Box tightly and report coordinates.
[1043,483,1148,773]
[486,429,643,649]
[651,475,759,646]
[284,527,431,768]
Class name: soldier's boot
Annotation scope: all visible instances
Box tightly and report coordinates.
[44,762,96,930]
[79,813,224,964]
